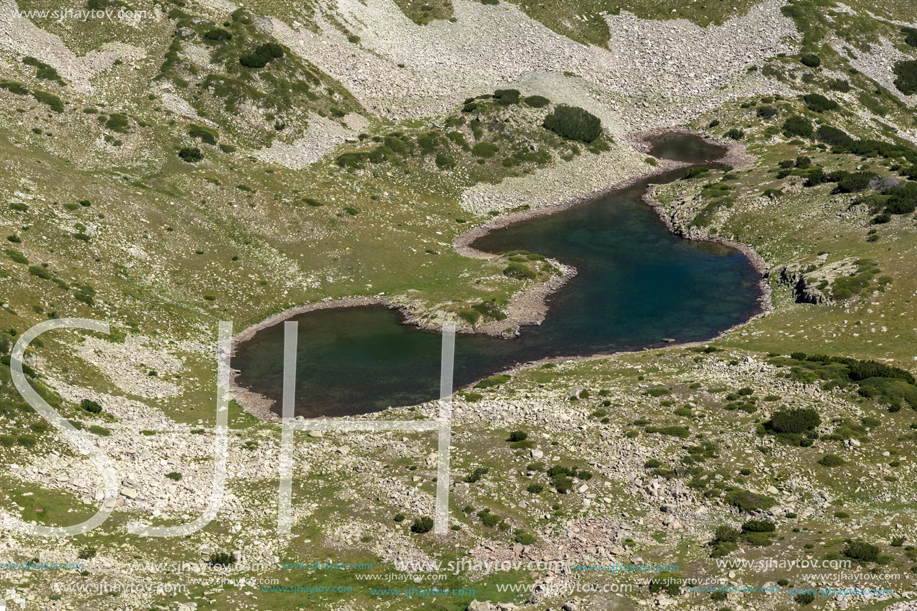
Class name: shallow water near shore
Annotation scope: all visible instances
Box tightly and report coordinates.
[233,134,764,417]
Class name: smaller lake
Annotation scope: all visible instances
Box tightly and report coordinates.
[233,134,764,417]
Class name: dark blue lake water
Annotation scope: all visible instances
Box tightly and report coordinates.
[233,134,763,417]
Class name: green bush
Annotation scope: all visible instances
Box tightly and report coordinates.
[477,510,501,528]
[768,408,820,434]
[526,483,544,493]
[88,425,110,436]
[542,105,602,142]
[435,153,456,169]
[203,28,232,42]
[844,541,880,562]
[836,172,874,193]
[523,95,550,108]
[816,125,853,147]
[724,488,777,512]
[715,526,741,543]
[800,54,821,67]
[5,249,28,265]
[493,89,520,105]
[27,265,51,280]
[82,401,104,418]
[644,388,670,397]
[410,516,434,533]
[783,115,813,138]
[903,27,917,47]
[742,520,776,533]
[893,60,917,95]
[165,472,182,481]
[32,90,64,112]
[724,128,745,140]
[105,114,129,133]
[756,105,778,119]
[472,142,498,158]
[394,513,405,522]
[818,454,845,467]
[463,467,489,483]
[178,147,202,162]
[508,431,528,442]
[795,592,816,605]
[514,531,536,545]
[803,93,839,113]
[239,43,284,69]
[208,552,237,566]
[0,434,16,447]
[0,81,30,95]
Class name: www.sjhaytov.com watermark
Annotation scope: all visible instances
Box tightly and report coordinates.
[14,8,147,21]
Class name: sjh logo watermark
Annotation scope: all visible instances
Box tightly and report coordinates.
[3,318,456,538]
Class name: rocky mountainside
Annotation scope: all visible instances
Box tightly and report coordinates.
[2,0,917,610]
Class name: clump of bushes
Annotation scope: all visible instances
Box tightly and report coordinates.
[493,89,520,105]
[803,93,839,113]
[816,125,853,147]
[179,147,202,162]
[768,408,821,434]
[710,525,741,557]
[724,488,776,513]
[542,105,603,143]
[203,28,232,43]
[843,541,881,563]
[477,509,502,528]
[464,467,490,483]
[893,60,917,95]
[523,95,550,108]
[239,43,284,69]
[818,454,845,467]
[208,552,237,566]
[800,53,821,68]
[81,399,102,414]
[724,128,745,140]
[410,516,434,533]
[783,115,813,138]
